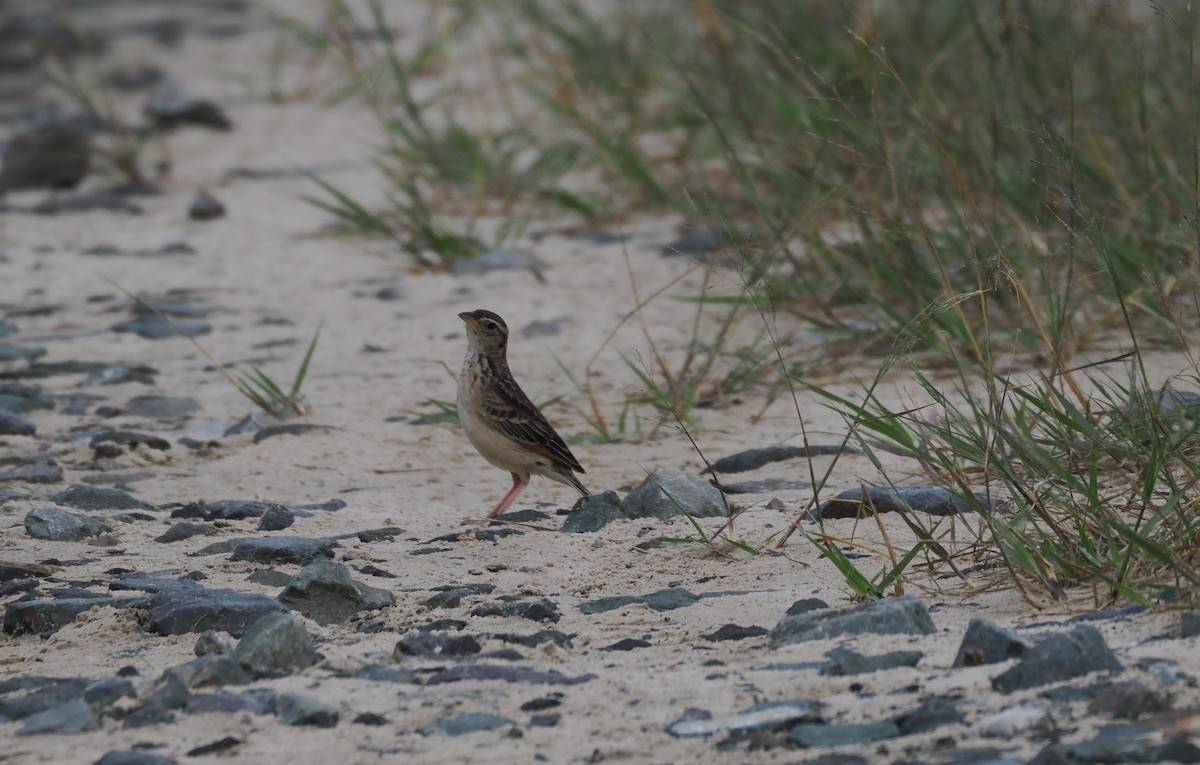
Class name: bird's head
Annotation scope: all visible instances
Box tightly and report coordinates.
[458,309,509,356]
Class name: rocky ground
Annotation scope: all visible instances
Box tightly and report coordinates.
[2,2,1199,764]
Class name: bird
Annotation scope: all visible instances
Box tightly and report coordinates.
[456,309,589,520]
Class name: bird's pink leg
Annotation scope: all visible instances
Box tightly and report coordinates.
[487,473,529,519]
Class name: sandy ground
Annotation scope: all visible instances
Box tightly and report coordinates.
[2,2,1199,764]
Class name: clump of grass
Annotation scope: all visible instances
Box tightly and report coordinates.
[234,327,321,419]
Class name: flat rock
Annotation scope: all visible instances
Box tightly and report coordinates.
[623,469,729,519]
[394,633,482,659]
[276,692,337,727]
[252,423,334,444]
[277,559,395,626]
[428,711,516,736]
[953,617,1031,667]
[89,429,171,452]
[561,491,627,532]
[0,409,35,436]
[991,625,1121,693]
[770,595,936,648]
[144,93,233,130]
[667,699,823,738]
[173,500,276,521]
[95,750,177,765]
[0,123,90,192]
[123,394,200,419]
[14,697,98,736]
[820,646,923,676]
[788,720,900,748]
[224,536,340,565]
[154,522,215,543]
[0,678,90,721]
[52,484,155,512]
[1086,679,1170,720]
[0,462,63,484]
[257,504,294,531]
[112,315,211,339]
[580,587,699,614]
[894,696,964,735]
[705,445,854,474]
[470,597,559,623]
[24,506,112,541]
[424,664,595,686]
[148,584,287,637]
[231,612,318,676]
[702,623,768,642]
[3,596,115,636]
[815,485,987,519]
[1027,723,1167,765]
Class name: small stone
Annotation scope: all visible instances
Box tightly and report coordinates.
[89,429,171,452]
[231,613,318,676]
[52,484,155,512]
[0,462,62,484]
[112,315,211,339]
[0,410,36,436]
[188,190,225,220]
[394,633,481,659]
[354,712,389,726]
[194,630,232,657]
[529,713,560,727]
[123,394,200,419]
[24,507,111,541]
[599,638,651,652]
[820,647,923,676]
[1086,680,1170,720]
[580,587,698,614]
[173,500,274,521]
[470,597,559,623]
[3,597,114,636]
[769,595,936,648]
[15,697,98,735]
[276,692,337,727]
[148,583,287,637]
[991,625,1121,693]
[786,598,829,615]
[787,721,900,748]
[623,469,729,520]
[953,617,1031,667]
[223,535,340,565]
[894,696,964,735]
[257,504,294,531]
[144,92,233,130]
[94,750,176,765]
[561,491,627,533]
[277,559,395,626]
[430,712,516,736]
[702,624,768,642]
[666,699,823,738]
[0,123,90,192]
[155,522,214,543]
[424,665,594,686]
[1027,723,1162,765]
[1182,610,1200,638]
[815,484,987,519]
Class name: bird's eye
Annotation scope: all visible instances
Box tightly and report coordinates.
[483,321,497,331]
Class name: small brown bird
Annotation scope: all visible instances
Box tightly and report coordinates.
[457,309,589,519]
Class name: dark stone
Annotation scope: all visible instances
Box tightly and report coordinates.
[561,491,627,532]
[89,429,171,452]
[0,678,89,721]
[145,94,233,130]
[277,559,395,626]
[24,506,111,541]
[189,189,225,220]
[953,617,1030,667]
[252,423,334,444]
[787,721,900,747]
[14,697,98,735]
[470,597,559,623]
[3,596,114,636]
[420,583,495,609]
[194,630,232,657]
[185,737,241,757]
[600,638,651,651]
[580,587,698,615]
[991,625,1122,693]
[429,711,515,736]
[820,647,923,676]
[0,410,35,435]
[894,696,964,735]
[289,498,347,515]
[85,364,158,386]
[623,469,729,519]
[0,123,90,192]
[786,598,829,616]
[706,445,853,474]
[702,623,768,642]
[769,596,937,648]
[355,528,400,544]
[84,677,136,709]
[245,569,292,587]
[112,315,211,339]
[222,535,340,565]
[354,712,389,726]
[148,583,287,637]
[394,633,481,658]
[666,699,824,738]
[529,713,560,727]
[173,500,275,521]
[52,484,155,512]
[0,462,62,483]
[1027,723,1162,765]
[424,664,595,686]
[1182,610,1200,638]
[186,689,273,715]
[257,504,294,531]
[815,485,988,519]
[276,692,338,727]
[492,630,573,648]
[520,697,562,712]
[123,394,200,419]
[1086,680,1170,720]
[154,522,214,543]
[94,750,176,765]
[231,613,318,675]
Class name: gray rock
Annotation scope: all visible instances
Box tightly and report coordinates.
[1182,610,1200,638]
[894,696,964,735]
[173,500,275,521]
[186,689,274,715]
[991,625,1122,693]
[623,469,729,519]
[424,664,594,686]
[1086,680,1170,720]
[1027,723,1163,765]
[194,630,232,657]
[666,699,823,738]
[24,506,111,541]
[769,595,936,648]
[820,646,923,676]
[277,559,395,626]
[154,522,214,543]
[0,678,89,721]
[89,429,171,452]
[0,123,90,192]
[815,484,986,519]
[224,536,340,565]
[953,617,1030,667]
[786,598,829,615]
[701,623,768,642]
[232,613,318,676]
[787,720,900,747]
[561,491,627,532]
[144,93,233,130]
[123,394,200,419]
[394,633,482,658]
[148,584,287,637]
[112,315,211,339]
[0,410,35,436]
[95,750,177,765]
[189,189,225,220]
[706,445,853,474]
[3,597,114,636]
[93,749,175,765]
[276,692,338,727]
[52,484,155,512]
[470,597,559,623]
[14,697,98,735]
[429,712,516,736]
[0,385,54,413]
[84,678,136,709]
[580,587,698,614]
[257,504,294,531]
[0,462,62,484]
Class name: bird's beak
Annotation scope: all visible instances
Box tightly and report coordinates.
[458,312,480,330]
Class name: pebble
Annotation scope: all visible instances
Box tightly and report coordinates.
[470,597,559,623]
[788,720,900,748]
[815,484,989,519]
[561,491,627,532]
[701,624,768,642]
[990,625,1121,693]
[194,630,232,657]
[123,394,200,419]
[257,504,294,531]
[188,189,225,220]
[953,617,1031,667]
[14,697,99,735]
[579,587,698,614]
[89,429,172,452]
[231,612,318,675]
[424,664,595,686]
[94,750,177,765]
[3,596,116,636]
[0,123,90,192]
[394,633,482,659]
[623,469,729,519]
[769,595,937,648]
[112,315,211,339]
[52,484,155,512]
[277,559,395,626]
[24,506,112,541]
[222,535,340,565]
[144,92,233,130]
[173,499,276,521]
[147,582,287,637]
[0,462,61,484]
[0,409,35,435]
[819,646,923,676]
[276,692,338,727]
[666,699,823,738]
[154,522,215,543]
[428,711,516,736]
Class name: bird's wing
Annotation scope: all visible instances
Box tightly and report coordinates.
[478,375,586,474]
